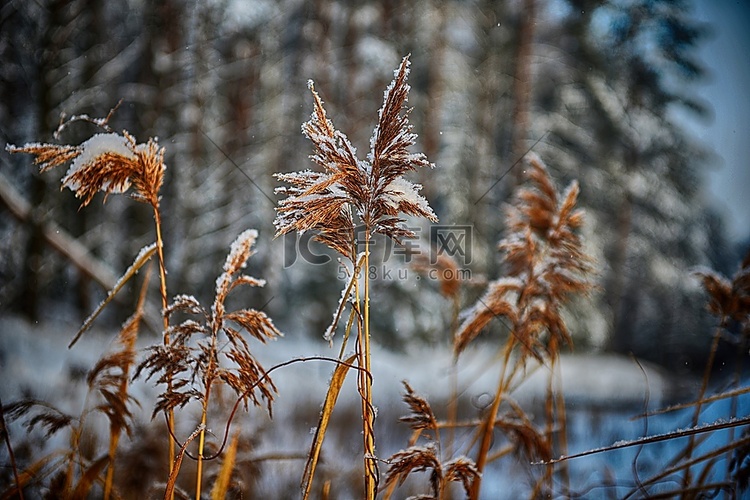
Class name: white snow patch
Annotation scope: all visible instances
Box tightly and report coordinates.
[381,177,436,221]
[62,133,135,192]
[225,229,259,271]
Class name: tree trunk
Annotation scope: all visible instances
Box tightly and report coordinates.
[510,0,536,186]
[18,0,68,321]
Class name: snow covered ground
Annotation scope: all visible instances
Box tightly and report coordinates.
[1,313,744,498]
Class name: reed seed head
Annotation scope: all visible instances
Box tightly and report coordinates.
[7,131,165,208]
[455,154,595,358]
[274,55,437,261]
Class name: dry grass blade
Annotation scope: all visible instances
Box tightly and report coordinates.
[731,429,750,491]
[325,254,365,345]
[639,482,735,500]
[0,451,64,500]
[163,425,203,500]
[622,435,750,499]
[301,353,358,500]
[69,243,156,348]
[634,385,750,419]
[69,455,109,500]
[210,431,240,500]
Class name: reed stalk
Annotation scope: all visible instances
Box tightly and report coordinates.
[274,54,436,495]
[361,233,377,498]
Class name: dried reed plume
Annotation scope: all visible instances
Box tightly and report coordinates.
[7,116,283,498]
[455,153,594,357]
[275,54,437,499]
[695,250,750,324]
[455,153,595,498]
[136,229,281,499]
[8,121,177,475]
[7,131,164,208]
[673,250,750,495]
[274,55,437,257]
[1,275,148,499]
[384,381,479,499]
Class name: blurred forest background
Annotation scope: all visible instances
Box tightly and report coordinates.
[1,0,746,373]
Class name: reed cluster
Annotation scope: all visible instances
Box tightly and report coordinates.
[2,56,749,500]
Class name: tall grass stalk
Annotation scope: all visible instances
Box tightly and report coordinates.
[137,229,281,497]
[153,203,176,475]
[102,265,151,500]
[7,124,178,486]
[274,54,437,496]
[8,121,282,498]
[453,154,594,498]
[360,233,376,498]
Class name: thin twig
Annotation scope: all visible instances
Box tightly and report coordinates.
[163,355,370,462]
[535,415,750,465]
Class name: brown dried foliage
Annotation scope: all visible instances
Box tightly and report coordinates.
[399,381,439,434]
[137,230,280,418]
[448,154,595,498]
[385,444,480,500]
[275,55,438,500]
[274,54,437,261]
[385,444,442,497]
[495,408,552,463]
[7,131,165,208]
[7,109,286,498]
[9,119,178,482]
[385,382,480,499]
[1,299,147,499]
[6,143,82,172]
[694,250,750,324]
[455,153,595,359]
[87,296,143,442]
